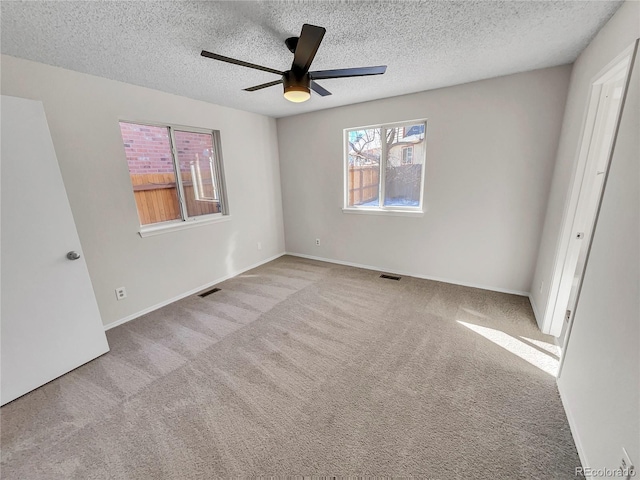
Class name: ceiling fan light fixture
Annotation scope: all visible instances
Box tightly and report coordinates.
[283,85,310,103]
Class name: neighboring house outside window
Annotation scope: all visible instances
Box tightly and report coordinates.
[344,120,426,213]
[119,122,229,235]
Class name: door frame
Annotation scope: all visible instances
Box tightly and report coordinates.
[541,40,638,340]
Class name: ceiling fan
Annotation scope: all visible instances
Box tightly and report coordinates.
[201,24,387,103]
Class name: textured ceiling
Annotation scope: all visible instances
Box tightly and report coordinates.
[1,0,623,118]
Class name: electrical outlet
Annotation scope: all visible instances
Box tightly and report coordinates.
[621,447,635,479]
[115,287,127,301]
[257,242,262,251]
[315,238,320,246]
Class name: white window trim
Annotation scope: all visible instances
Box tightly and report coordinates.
[343,119,427,215]
[119,120,230,235]
[139,214,232,237]
[342,207,424,217]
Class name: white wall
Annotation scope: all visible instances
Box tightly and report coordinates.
[550,1,639,473]
[277,66,571,294]
[0,55,285,327]
[558,47,639,474]
[530,1,639,326]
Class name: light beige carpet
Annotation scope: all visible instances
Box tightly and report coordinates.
[1,255,581,479]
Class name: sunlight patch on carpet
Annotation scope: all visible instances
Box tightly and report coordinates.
[458,321,559,376]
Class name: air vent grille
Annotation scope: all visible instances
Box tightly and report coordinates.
[380,274,401,281]
[198,287,221,298]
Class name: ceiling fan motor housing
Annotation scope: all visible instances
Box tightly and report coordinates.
[283,70,310,91]
[282,70,311,102]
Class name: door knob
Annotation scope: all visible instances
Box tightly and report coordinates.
[66,251,81,260]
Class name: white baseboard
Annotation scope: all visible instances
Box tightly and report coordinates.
[286,252,530,297]
[106,251,531,331]
[557,379,589,477]
[103,252,286,331]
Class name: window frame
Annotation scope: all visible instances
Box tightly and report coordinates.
[119,120,230,236]
[343,119,427,215]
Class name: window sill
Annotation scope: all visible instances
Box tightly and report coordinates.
[342,208,424,217]
[139,215,231,237]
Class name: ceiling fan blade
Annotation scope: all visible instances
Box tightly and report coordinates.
[310,65,387,80]
[310,81,332,97]
[244,79,283,92]
[201,50,283,76]
[291,24,326,74]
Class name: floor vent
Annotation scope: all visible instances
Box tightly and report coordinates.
[198,287,221,298]
[380,274,401,281]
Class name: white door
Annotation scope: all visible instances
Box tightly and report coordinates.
[1,95,109,405]
[544,41,637,338]
[557,74,626,344]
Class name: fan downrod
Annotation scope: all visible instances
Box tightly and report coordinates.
[285,37,299,54]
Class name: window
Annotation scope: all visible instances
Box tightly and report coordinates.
[345,120,426,212]
[119,122,228,231]
[401,146,414,165]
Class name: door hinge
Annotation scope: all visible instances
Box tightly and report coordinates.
[565,309,572,322]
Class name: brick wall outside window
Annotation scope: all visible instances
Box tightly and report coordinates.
[120,123,214,174]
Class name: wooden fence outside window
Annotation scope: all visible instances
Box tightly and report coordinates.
[130,173,220,225]
[348,165,380,205]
